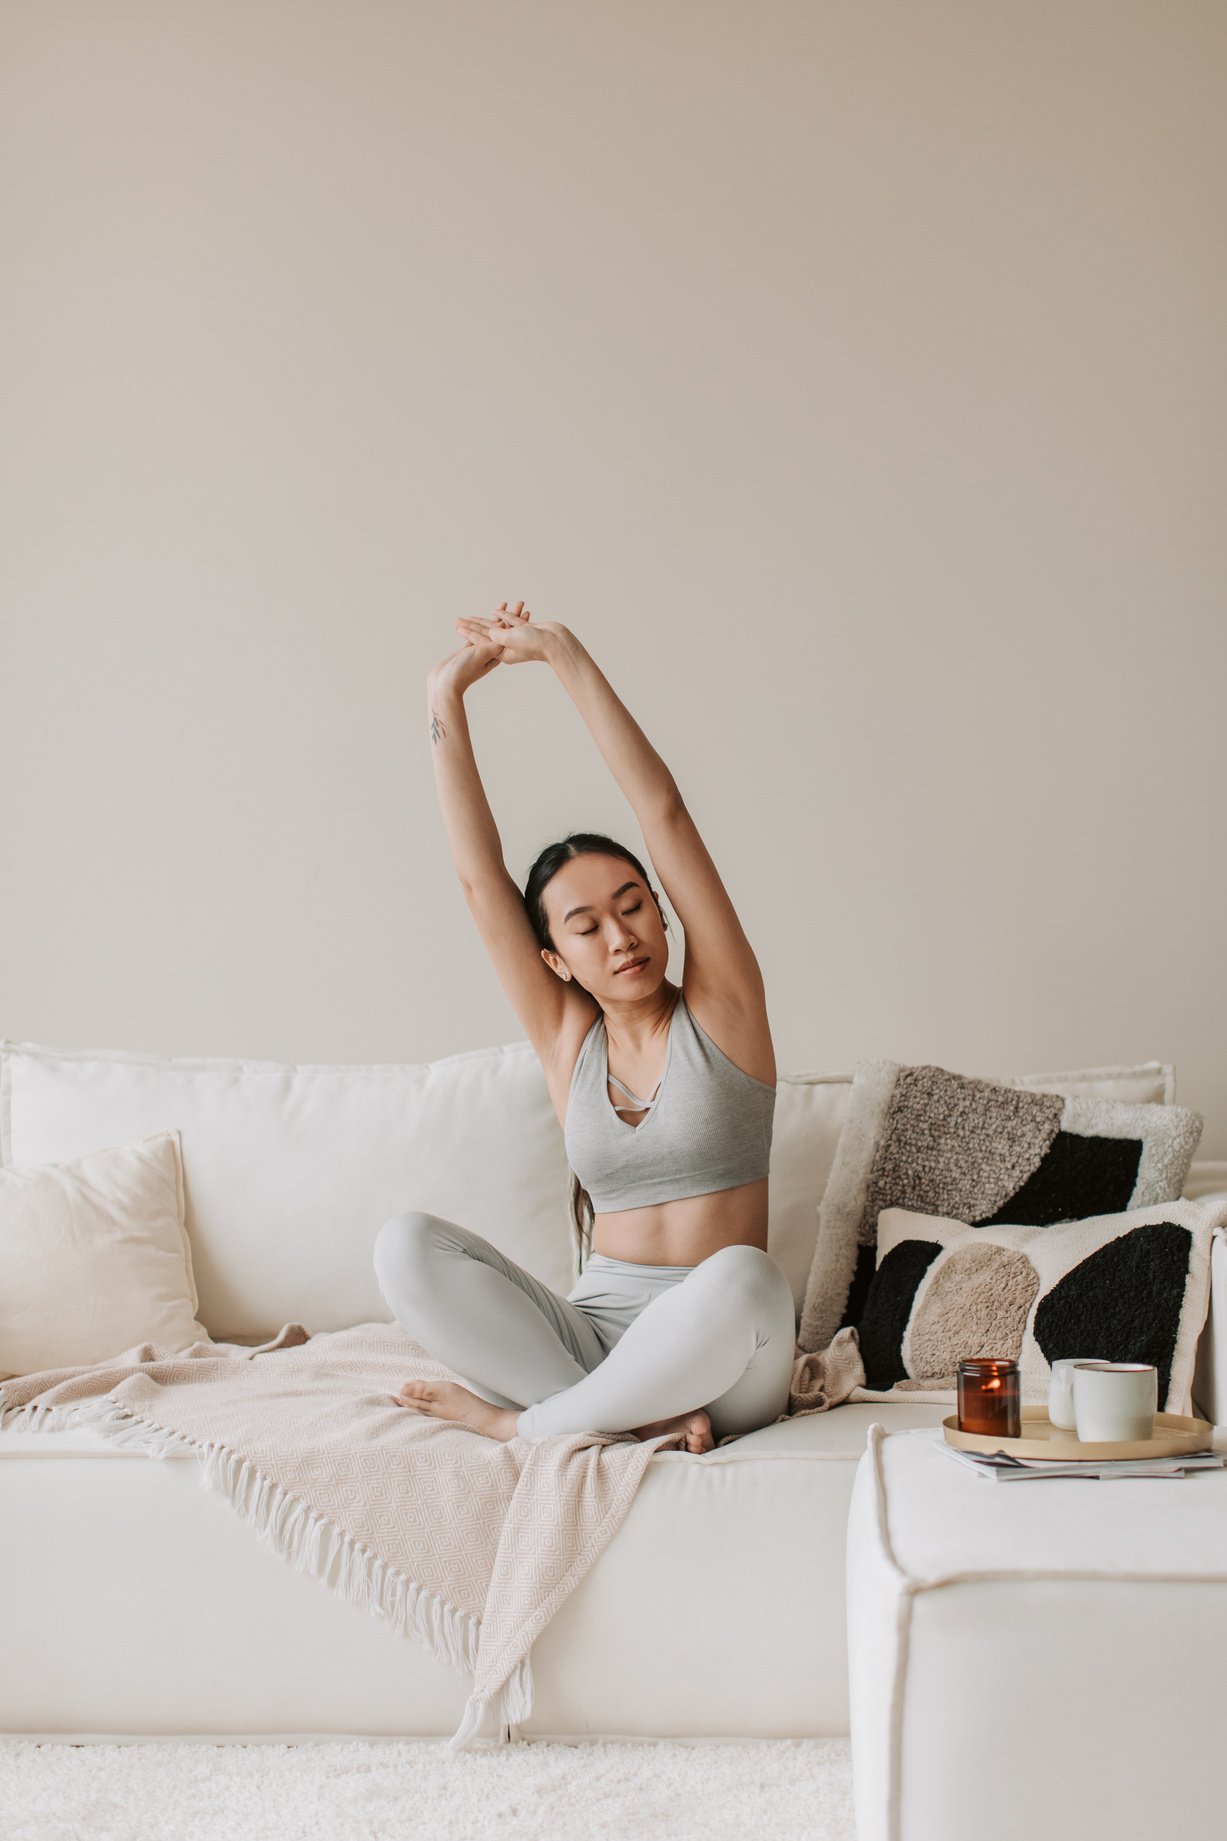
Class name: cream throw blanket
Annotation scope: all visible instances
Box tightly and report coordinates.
[0,1321,866,1745]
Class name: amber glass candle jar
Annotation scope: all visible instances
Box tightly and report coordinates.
[957,1358,1021,1438]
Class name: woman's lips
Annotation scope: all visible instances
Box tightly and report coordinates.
[615,958,648,974]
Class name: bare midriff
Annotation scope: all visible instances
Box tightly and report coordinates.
[590,1175,769,1267]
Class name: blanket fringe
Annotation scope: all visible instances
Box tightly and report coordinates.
[8,1395,485,1690]
[0,1397,67,1433]
[449,1654,534,1752]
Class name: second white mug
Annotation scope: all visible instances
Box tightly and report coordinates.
[1048,1356,1109,1430]
[1073,1361,1158,1442]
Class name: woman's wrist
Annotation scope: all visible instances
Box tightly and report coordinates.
[543,621,579,671]
[426,675,466,719]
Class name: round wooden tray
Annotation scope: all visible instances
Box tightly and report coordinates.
[942,1407,1216,1462]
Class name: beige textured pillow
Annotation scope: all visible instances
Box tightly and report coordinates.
[0,1129,209,1376]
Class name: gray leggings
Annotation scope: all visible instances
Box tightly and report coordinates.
[372,1212,797,1444]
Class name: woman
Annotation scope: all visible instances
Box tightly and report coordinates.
[373,601,796,1454]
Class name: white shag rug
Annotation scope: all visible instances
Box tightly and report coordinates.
[0,1736,856,1841]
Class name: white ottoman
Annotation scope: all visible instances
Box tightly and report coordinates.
[846,1421,1227,1841]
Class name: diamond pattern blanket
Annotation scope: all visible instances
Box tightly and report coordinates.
[0,1320,690,1747]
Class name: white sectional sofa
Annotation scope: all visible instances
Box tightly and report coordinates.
[2,1035,1222,1742]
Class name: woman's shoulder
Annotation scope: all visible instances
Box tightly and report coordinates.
[680,975,775,1088]
[541,991,604,1127]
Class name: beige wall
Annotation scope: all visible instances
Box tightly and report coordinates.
[2,2,1224,1154]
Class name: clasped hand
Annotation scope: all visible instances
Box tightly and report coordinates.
[456,600,559,667]
[427,601,564,701]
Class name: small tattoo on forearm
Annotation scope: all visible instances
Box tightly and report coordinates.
[430,707,447,745]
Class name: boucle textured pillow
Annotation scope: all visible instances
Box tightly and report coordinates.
[854,1196,1227,1414]
[798,1058,1204,1354]
[0,1129,208,1375]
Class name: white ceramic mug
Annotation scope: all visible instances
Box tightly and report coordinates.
[1048,1357,1110,1431]
[1072,1361,1159,1442]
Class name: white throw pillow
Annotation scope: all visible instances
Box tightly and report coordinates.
[0,1129,209,1376]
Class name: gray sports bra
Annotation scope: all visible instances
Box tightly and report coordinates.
[564,989,776,1213]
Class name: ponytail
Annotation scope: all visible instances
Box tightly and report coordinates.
[569,1169,595,1275]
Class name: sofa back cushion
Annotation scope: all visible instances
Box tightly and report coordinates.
[0,1036,1178,1341]
[2,1039,569,1339]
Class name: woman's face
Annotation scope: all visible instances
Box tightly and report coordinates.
[541,854,666,999]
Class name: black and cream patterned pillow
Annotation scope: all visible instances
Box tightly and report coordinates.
[797,1058,1204,1355]
[852,1197,1227,1414]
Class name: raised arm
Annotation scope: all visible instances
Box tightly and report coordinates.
[545,627,681,822]
[425,637,596,1065]
[454,608,767,1015]
[425,641,509,891]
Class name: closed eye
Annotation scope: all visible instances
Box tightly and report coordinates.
[578,902,641,937]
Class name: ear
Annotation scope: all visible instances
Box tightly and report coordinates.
[541,948,571,982]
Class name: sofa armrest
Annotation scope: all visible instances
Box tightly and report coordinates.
[1191,1210,1227,1426]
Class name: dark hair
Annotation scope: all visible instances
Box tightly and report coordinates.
[522,831,670,1273]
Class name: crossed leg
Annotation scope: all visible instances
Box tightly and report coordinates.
[372,1212,795,1449]
[514,1242,797,1443]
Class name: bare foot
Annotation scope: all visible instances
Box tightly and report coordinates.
[395,1379,520,1442]
[630,1408,715,1454]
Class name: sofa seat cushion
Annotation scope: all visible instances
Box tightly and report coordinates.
[0,1397,949,1464]
[0,1421,169,1458]
[688,1400,952,1459]
[859,1420,1227,1580]
[1,1400,948,1739]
